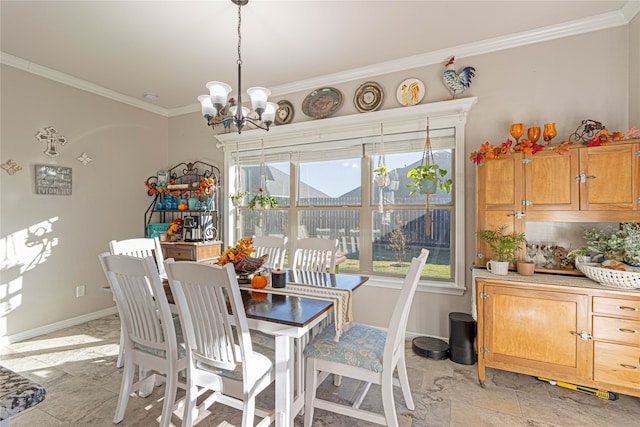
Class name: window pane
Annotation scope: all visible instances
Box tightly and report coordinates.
[299,209,360,271]
[239,162,290,207]
[373,209,452,279]
[299,158,361,206]
[373,150,453,206]
[238,210,289,240]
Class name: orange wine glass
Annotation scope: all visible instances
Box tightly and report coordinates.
[509,123,525,143]
[527,127,541,144]
[543,122,557,143]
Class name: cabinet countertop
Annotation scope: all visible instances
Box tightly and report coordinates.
[472,267,640,293]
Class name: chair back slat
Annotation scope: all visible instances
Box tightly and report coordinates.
[384,249,429,364]
[292,238,338,272]
[253,235,287,270]
[165,261,252,372]
[109,237,166,276]
[99,253,174,352]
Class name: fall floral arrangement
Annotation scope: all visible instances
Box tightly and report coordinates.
[167,218,183,236]
[216,237,255,266]
[470,125,635,165]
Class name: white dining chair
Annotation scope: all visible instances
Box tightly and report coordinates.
[252,235,287,270]
[109,237,168,368]
[303,249,429,427]
[98,253,186,427]
[291,237,338,273]
[109,237,166,276]
[164,260,275,427]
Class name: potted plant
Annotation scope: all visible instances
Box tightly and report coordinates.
[248,188,278,210]
[373,162,390,187]
[406,164,452,195]
[477,225,527,275]
[229,190,249,208]
[584,223,640,266]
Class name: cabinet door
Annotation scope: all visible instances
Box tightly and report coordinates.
[524,149,579,211]
[475,154,525,265]
[480,283,591,379]
[579,143,640,211]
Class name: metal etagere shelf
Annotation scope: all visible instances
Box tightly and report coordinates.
[144,161,222,242]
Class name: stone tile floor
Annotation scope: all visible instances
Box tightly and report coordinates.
[1,314,639,426]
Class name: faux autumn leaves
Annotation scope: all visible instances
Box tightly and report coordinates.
[470,128,626,165]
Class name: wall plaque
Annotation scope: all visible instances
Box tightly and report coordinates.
[35,164,72,196]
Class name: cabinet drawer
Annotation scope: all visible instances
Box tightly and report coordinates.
[593,316,640,346]
[163,246,196,261]
[593,297,640,320]
[594,342,640,390]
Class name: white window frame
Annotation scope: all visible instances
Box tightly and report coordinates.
[216,97,476,293]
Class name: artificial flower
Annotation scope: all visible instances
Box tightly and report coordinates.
[167,218,183,235]
[216,237,256,266]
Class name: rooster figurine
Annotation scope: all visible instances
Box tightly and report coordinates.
[442,56,475,99]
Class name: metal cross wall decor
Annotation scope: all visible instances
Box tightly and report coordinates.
[35,126,67,158]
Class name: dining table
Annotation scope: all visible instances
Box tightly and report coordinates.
[164,268,369,427]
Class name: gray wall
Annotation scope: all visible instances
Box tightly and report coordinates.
[0,21,636,341]
[0,66,168,338]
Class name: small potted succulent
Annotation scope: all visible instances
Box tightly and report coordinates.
[373,162,390,187]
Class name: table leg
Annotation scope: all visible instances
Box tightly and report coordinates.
[275,334,294,427]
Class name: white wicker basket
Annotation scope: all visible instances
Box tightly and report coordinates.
[576,262,640,289]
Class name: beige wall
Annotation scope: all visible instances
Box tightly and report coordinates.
[171,26,631,339]
[0,22,633,341]
[630,13,640,125]
[0,66,168,338]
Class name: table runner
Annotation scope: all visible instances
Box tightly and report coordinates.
[239,282,353,341]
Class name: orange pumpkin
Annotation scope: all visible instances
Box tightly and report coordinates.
[178,203,188,211]
[251,274,268,289]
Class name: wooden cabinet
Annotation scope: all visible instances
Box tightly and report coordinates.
[475,140,640,265]
[161,241,222,262]
[476,276,640,398]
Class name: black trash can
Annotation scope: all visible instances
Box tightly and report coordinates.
[449,312,476,365]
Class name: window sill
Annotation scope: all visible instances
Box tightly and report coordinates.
[360,274,466,296]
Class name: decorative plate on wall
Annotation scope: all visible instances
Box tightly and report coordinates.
[396,78,425,106]
[275,100,294,125]
[302,87,343,119]
[354,81,384,112]
[246,111,262,129]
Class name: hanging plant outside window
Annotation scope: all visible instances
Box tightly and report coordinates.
[374,123,390,213]
[248,140,278,211]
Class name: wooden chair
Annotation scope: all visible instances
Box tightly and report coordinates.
[252,235,287,270]
[303,249,429,427]
[108,237,168,368]
[164,260,275,427]
[98,253,186,427]
[291,237,338,273]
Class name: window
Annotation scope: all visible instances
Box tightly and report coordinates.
[218,99,476,289]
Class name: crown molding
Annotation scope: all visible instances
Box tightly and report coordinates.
[2,4,636,118]
[0,52,169,117]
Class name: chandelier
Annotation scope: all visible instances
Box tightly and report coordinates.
[198,0,277,134]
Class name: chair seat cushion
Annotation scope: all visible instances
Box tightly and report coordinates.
[303,322,386,373]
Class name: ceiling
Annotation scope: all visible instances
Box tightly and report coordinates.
[1,1,638,116]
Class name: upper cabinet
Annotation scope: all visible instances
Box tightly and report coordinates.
[475,139,640,265]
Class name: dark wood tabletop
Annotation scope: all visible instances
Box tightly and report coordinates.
[164,269,369,328]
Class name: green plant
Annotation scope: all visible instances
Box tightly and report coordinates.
[248,192,278,210]
[585,223,640,264]
[229,191,249,206]
[477,225,527,263]
[373,162,388,177]
[406,164,452,195]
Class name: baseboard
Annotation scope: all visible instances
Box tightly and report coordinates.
[0,307,118,345]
